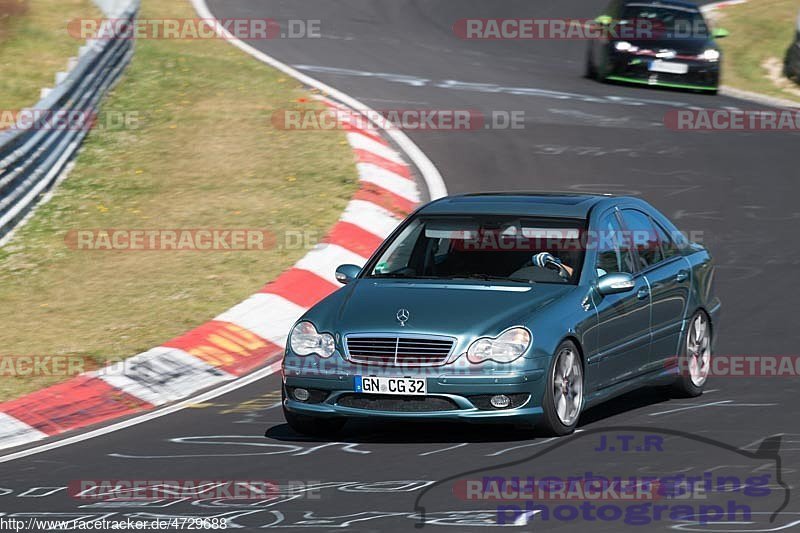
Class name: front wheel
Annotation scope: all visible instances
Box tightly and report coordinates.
[538,340,584,436]
[672,310,711,397]
[585,49,597,79]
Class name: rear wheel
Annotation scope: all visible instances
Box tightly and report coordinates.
[538,340,583,436]
[672,311,711,397]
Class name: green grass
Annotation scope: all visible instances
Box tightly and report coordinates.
[0,0,359,400]
[0,0,100,110]
[713,0,800,103]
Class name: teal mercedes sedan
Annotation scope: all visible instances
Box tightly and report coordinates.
[281,193,720,437]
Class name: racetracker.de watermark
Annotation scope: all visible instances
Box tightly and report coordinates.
[64,229,276,251]
[665,109,800,131]
[68,479,321,500]
[271,108,526,131]
[67,18,321,40]
[0,110,140,132]
[669,355,800,377]
[0,355,89,377]
[453,18,711,40]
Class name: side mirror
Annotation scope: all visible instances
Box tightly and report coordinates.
[594,15,613,26]
[596,272,636,296]
[335,264,361,285]
[712,27,729,39]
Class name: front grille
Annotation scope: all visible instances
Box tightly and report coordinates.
[336,394,459,412]
[345,334,455,366]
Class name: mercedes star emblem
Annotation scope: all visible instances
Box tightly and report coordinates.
[396,308,410,326]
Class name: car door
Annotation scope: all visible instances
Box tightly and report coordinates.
[622,210,691,372]
[591,209,652,389]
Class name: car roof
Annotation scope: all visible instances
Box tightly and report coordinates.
[622,0,701,11]
[417,192,620,219]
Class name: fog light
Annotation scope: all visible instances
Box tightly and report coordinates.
[490,394,511,409]
[293,388,310,402]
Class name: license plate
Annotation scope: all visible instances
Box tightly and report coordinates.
[355,376,426,395]
[649,60,688,74]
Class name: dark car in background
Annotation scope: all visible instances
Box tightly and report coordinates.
[785,10,800,82]
[587,0,729,93]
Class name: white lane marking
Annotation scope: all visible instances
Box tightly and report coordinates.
[0,361,282,464]
[514,510,542,526]
[292,442,371,456]
[720,403,778,407]
[291,64,431,87]
[648,400,733,417]
[357,163,420,202]
[296,65,696,109]
[216,293,306,346]
[0,413,49,449]
[418,443,468,456]
[294,243,368,285]
[486,437,558,457]
[190,0,447,200]
[347,132,404,164]
[340,199,402,238]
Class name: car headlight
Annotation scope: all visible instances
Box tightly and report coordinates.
[289,321,335,358]
[701,49,720,61]
[467,327,532,364]
[614,41,638,52]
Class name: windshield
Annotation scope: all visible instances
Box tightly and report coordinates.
[620,5,708,37]
[365,215,587,285]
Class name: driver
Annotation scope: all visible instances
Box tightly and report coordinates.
[532,251,575,277]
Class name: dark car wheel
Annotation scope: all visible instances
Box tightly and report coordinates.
[585,49,597,79]
[538,340,584,436]
[282,390,346,437]
[672,310,711,397]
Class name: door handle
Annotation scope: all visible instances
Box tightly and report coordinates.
[675,270,689,283]
[637,287,650,300]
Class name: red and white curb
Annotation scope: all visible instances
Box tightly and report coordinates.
[0,98,423,452]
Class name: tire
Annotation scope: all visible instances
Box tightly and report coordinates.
[538,340,584,436]
[282,390,346,437]
[585,50,597,79]
[672,310,711,398]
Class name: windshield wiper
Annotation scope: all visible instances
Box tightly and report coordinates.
[444,274,535,285]
[368,273,439,280]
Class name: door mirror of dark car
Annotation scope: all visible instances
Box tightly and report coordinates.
[594,15,613,26]
[335,264,361,285]
[596,272,636,296]
[712,27,729,39]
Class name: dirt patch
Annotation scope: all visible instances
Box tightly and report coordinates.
[762,56,800,97]
[0,0,28,41]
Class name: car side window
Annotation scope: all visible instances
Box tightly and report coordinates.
[595,212,634,276]
[651,219,681,260]
[621,209,662,269]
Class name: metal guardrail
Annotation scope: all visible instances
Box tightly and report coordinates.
[0,1,140,242]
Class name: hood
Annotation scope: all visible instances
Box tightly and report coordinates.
[306,279,574,341]
[619,36,714,56]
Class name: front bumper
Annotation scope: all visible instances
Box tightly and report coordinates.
[282,369,547,424]
[606,52,719,90]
